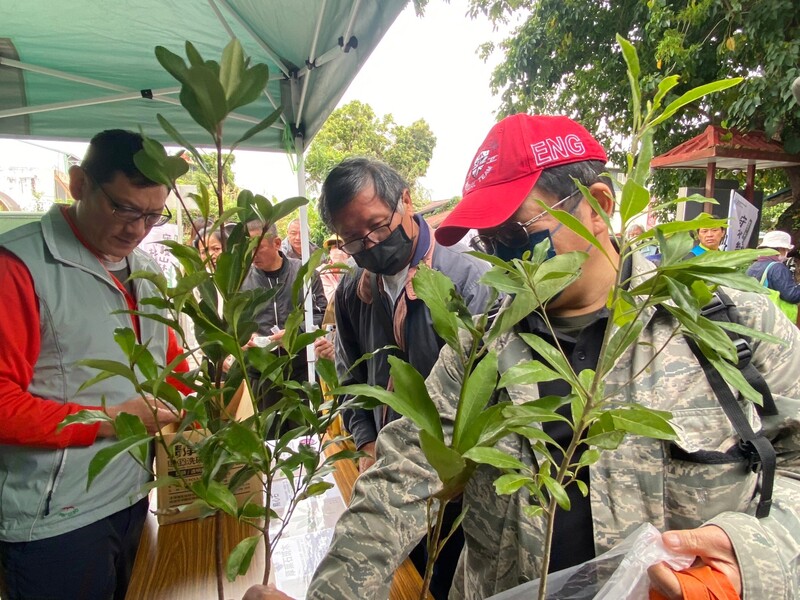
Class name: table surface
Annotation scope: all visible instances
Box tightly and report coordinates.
[126,440,430,600]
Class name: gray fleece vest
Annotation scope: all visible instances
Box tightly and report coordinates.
[0,205,170,541]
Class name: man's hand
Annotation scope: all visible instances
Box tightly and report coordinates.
[358,441,377,473]
[313,336,334,361]
[648,525,741,599]
[242,585,294,600]
[96,395,180,438]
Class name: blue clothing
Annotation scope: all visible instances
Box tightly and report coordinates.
[747,257,800,304]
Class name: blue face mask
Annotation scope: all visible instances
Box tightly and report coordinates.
[495,228,558,262]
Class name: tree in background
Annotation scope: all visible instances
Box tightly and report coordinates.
[463,0,800,236]
[179,151,239,209]
[304,100,436,207]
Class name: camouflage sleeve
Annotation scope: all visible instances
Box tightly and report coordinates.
[306,343,465,598]
[708,290,800,599]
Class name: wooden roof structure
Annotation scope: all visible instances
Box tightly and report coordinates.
[651,125,800,207]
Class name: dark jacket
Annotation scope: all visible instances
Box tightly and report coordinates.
[242,252,328,335]
[747,256,800,304]
[336,217,495,450]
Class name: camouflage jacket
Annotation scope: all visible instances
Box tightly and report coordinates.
[308,257,800,600]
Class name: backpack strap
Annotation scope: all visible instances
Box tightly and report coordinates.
[699,290,777,417]
[682,290,778,518]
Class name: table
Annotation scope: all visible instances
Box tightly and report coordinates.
[126,440,430,599]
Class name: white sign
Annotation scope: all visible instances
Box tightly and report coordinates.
[139,224,180,286]
[725,190,758,251]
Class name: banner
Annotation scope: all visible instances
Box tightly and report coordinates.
[725,190,758,251]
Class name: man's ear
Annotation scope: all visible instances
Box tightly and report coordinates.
[68,165,88,201]
[587,182,615,235]
[400,188,413,213]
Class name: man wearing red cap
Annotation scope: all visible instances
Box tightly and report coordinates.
[257,115,800,600]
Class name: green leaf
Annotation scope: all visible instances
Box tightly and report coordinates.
[575,479,589,497]
[225,535,261,581]
[155,46,189,85]
[77,360,138,392]
[203,480,239,516]
[652,75,681,112]
[227,63,269,113]
[577,448,601,468]
[541,474,571,510]
[630,127,654,189]
[583,430,625,450]
[620,177,651,224]
[453,351,498,452]
[538,200,611,263]
[607,406,676,440]
[59,409,111,432]
[599,320,643,376]
[650,78,743,128]
[231,107,283,150]
[219,38,244,102]
[462,447,528,471]
[707,355,765,406]
[337,381,442,443]
[499,360,561,388]
[179,64,229,135]
[419,429,466,483]
[114,328,137,359]
[411,265,462,351]
[87,434,151,489]
[518,333,577,385]
[493,473,531,495]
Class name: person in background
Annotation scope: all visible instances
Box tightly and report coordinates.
[240,221,327,427]
[0,129,187,600]
[626,222,658,257]
[691,225,726,255]
[746,230,800,305]
[252,114,800,600]
[313,157,496,599]
[318,233,350,304]
[281,217,319,260]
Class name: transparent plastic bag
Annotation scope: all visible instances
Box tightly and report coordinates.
[487,523,695,600]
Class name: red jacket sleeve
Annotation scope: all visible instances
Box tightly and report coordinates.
[0,250,101,448]
[165,328,193,396]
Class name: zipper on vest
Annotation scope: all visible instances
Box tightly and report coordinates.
[42,449,66,517]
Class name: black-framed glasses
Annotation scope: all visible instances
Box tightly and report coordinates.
[470,189,581,254]
[340,199,400,255]
[94,180,172,228]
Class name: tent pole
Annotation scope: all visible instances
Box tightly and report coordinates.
[295,133,315,382]
[295,0,328,125]
[0,88,179,119]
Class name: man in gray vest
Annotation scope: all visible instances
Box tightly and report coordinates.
[0,129,184,600]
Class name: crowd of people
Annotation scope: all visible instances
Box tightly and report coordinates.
[0,116,798,600]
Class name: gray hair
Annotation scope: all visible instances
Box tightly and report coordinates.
[246,220,278,238]
[318,157,408,230]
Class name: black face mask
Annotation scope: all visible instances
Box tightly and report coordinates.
[495,228,557,262]
[352,223,415,275]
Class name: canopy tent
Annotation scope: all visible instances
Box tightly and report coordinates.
[0,0,407,377]
[0,0,406,154]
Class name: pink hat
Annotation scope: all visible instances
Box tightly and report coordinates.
[435,114,608,246]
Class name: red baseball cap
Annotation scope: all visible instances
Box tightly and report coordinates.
[435,114,608,246]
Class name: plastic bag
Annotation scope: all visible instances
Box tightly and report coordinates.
[487,523,695,600]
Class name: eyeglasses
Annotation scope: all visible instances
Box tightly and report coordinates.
[470,189,581,254]
[95,180,172,228]
[340,199,400,255]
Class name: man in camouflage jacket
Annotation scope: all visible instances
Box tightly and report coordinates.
[260,116,800,600]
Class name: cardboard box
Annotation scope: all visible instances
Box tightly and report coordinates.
[154,383,264,525]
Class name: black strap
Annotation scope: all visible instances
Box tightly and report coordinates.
[684,336,776,518]
[700,291,777,417]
